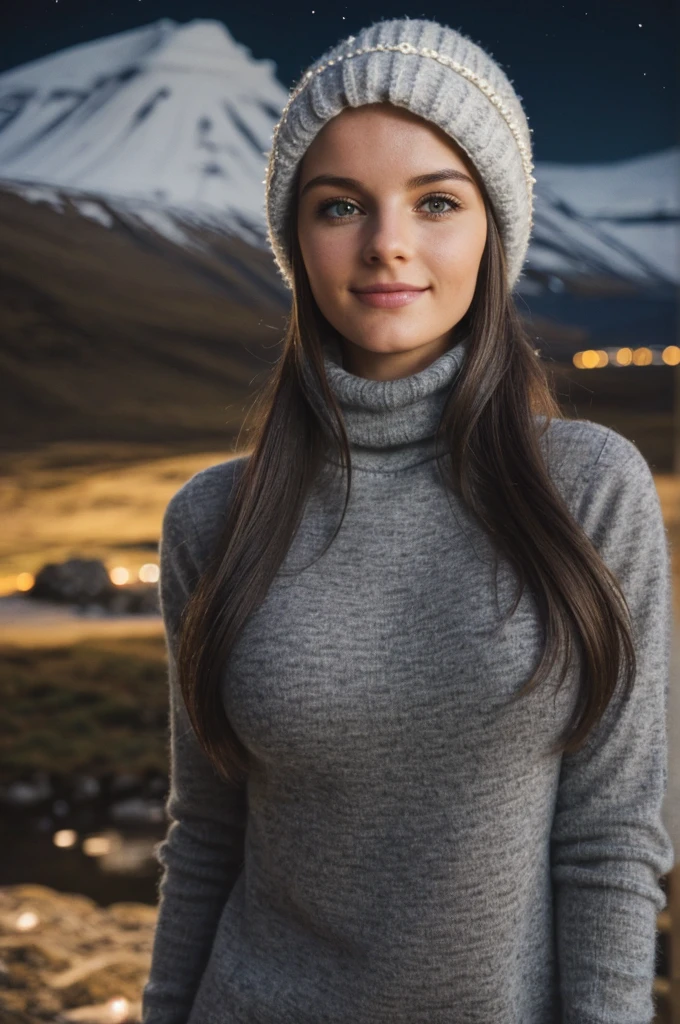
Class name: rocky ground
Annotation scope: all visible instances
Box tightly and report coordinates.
[0,883,155,1023]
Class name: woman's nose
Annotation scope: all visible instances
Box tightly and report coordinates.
[360,209,416,264]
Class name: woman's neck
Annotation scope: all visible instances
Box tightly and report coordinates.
[321,333,470,472]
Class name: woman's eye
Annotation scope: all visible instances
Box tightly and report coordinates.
[421,195,460,216]
[317,193,462,221]
[320,200,358,219]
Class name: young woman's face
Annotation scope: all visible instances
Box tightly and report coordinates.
[296,102,488,378]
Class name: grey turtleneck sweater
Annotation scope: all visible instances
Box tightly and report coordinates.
[142,336,674,1024]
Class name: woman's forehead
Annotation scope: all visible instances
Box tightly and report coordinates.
[300,108,480,189]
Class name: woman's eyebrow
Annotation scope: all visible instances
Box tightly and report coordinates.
[299,168,475,198]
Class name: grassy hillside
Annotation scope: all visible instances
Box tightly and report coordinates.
[0,186,288,447]
[0,635,170,781]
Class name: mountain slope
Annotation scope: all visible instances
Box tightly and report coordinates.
[525,147,680,292]
[0,185,288,449]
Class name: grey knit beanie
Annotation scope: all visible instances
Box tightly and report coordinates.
[264,16,536,295]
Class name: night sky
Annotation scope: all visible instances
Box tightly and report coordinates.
[1,0,678,164]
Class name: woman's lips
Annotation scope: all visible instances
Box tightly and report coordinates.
[351,288,429,309]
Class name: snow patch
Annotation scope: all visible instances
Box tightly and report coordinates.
[126,206,195,248]
[71,199,114,228]
[0,180,66,212]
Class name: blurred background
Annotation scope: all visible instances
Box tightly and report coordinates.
[0,0,678,1021]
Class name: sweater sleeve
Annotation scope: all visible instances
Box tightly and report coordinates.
[550,429,675,1024]
[141,484,248,1024]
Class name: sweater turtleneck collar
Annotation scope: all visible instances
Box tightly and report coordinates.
[321,333,470,472]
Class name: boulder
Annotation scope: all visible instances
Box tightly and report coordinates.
[29,560,114,606]
[26,559,160,616]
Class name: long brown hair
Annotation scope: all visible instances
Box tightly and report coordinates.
[176,172,636,787]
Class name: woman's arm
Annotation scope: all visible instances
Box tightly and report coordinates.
[141,479,248,1024]
[551,429,675,1023]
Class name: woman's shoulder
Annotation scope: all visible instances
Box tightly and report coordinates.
[162,453,251,570]
[537,416,651,497]
[169,453,250,515]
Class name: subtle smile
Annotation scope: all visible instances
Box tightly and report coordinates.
[350,285,431,309]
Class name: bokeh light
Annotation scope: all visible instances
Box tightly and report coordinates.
[16,572,34,592]
[574,346,670,369]
[107,997,131,1023]
[138,563,160,583]
[16,911,39,931]
[83,834,112,856]
[53,829,78,848]
[632,347,653,366]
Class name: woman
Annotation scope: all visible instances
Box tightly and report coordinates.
[142,16,674,1024]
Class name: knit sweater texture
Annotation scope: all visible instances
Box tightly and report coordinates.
[142,336,674,1024]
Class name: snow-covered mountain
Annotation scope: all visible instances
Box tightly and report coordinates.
[0,18,288,246]
[0,17,677,293]
[526,147,680,293]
